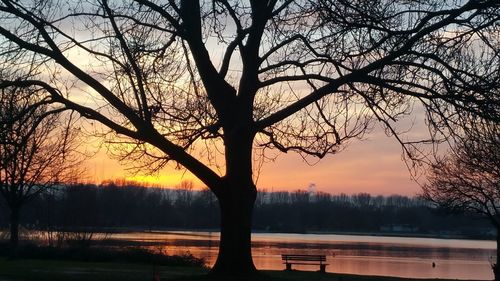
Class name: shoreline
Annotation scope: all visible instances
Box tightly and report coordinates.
[303,230,493,241]
[60,226,494,241]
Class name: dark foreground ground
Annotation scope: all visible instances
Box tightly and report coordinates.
[0,258,490,281]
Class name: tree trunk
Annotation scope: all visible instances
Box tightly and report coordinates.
[494,231,500,281]
[210,181,257,275]
[9,206,20,247]
[210,126,257,275]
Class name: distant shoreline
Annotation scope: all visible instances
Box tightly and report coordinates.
[40,226,494,241]
[303,230,494,241]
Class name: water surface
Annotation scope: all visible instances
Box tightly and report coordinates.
[109,231,495,280]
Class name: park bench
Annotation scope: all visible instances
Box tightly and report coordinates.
[281,254,328,272]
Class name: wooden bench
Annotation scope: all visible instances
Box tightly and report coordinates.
[281,254,328,272]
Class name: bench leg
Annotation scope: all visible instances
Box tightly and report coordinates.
[320,264,326,273]
[286,263,292,271]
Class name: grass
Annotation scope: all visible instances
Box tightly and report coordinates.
[0,258,206,281]
[0,258,487,281]
[0,243,205,267]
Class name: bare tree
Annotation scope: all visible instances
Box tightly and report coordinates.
[0,85,80,247]
[422,120,499,280]
[0,0,498,274]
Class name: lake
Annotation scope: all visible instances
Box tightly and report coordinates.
[108,231,495,280]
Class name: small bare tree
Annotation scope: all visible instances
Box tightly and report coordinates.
[422,120,499,280]
[0,85,81,247]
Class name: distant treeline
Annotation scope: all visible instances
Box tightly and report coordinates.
[0,181,493,238]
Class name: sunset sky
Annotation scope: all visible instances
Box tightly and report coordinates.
[6,3,437,197]
[85,121,424,196]
[78,32,429,197]
[70,41,431,197]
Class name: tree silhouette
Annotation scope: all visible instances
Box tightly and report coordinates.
[423,120,499,280]
[0,85,81,247]
[0,0,498,274]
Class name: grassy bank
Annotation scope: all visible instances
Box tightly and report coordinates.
[0,243,205,267]
[0,258,489,281]
[0,258,206,281]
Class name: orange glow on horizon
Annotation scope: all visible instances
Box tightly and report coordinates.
[124,174,201,188]
[83,123,422,196]
[85,152,204,189]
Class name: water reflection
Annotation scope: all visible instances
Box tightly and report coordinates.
[108,231,495,280]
